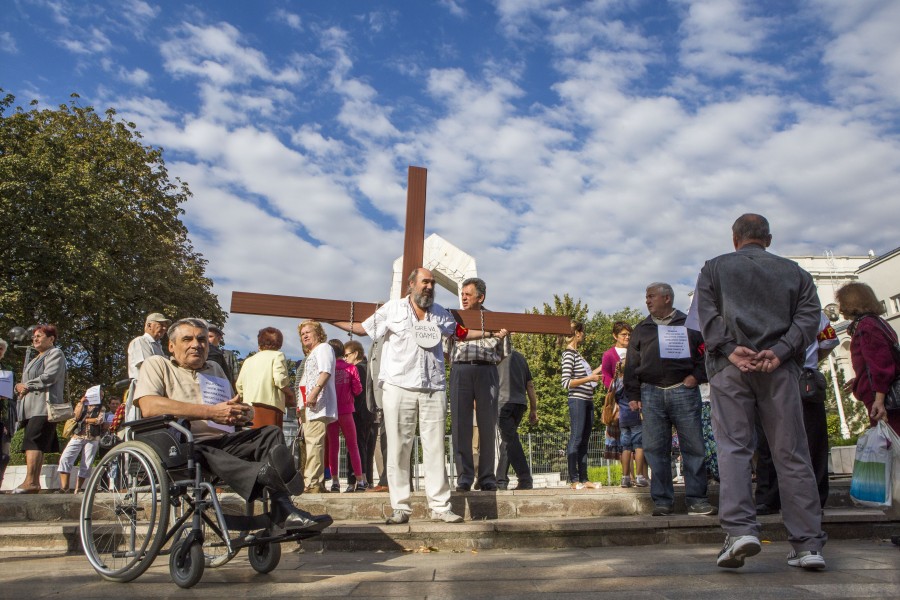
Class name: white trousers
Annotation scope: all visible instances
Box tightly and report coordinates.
[382,383,452,514]
[58,437,99,479]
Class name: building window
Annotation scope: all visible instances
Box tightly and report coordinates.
[892,294,900,314]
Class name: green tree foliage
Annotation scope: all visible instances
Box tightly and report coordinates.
[0,92,225,397]
[511,294,644,433]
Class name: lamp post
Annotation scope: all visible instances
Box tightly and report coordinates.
[828,353,851,439]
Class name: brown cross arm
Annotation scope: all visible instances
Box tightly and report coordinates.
[231,292,573,335]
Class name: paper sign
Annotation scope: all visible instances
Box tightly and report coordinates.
[198,373,234,433]
[659,325,691,359]
[85,385,102,405]
[413,321,442,349]
[0,371,12,399]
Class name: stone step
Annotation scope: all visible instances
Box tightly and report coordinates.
[0,480,860,523]
[1,508,893,554]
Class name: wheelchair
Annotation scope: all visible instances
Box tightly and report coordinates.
[79,414,324,588]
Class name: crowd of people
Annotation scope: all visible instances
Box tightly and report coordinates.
[0,213,898,570]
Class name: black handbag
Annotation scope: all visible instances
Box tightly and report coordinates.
[799,368,827,403]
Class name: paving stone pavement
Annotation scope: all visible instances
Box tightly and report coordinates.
[1,539,897,599]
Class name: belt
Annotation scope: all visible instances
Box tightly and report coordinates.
[454,360,497,366]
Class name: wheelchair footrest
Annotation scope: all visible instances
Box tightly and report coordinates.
[222,513,273,531]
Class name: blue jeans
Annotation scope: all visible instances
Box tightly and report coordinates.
[641,383,708,508]
[567,398,594,483]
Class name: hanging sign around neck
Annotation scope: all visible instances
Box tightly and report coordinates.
[413,321,442,349]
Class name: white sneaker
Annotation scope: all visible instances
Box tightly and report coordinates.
[717,535,761,568]
[431,509,464,523]
[787,550,826,570]
[385,510,410,525]
[635,475,649,487]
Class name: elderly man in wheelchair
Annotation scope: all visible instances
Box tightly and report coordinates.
[79,317,331,588]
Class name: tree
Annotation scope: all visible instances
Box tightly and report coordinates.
[0,91,225,397]
[511,294,643,432]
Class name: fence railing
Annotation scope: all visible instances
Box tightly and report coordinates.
[284,420,621,488]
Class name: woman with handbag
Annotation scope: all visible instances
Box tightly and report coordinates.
[601,321,649,488]
[836,283,900,435]
[235,327,296,429]
[13,324,67,494]
[57,387,105,493]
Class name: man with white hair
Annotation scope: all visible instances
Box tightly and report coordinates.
[127,312,170,381]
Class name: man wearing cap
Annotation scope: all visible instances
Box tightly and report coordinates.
[127,313,170,381]
[207,325,238,389]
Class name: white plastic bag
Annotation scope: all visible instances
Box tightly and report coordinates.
[850,421,894,508]
[879,422,900,517]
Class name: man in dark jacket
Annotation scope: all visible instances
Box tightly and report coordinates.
[624,282,714,517]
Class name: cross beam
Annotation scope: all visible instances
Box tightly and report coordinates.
[230,165,574,336]
[231,291,572,335]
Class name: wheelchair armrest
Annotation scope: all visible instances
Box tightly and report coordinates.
[122,414,177,433]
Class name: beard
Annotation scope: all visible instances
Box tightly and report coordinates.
[412,289,434,310]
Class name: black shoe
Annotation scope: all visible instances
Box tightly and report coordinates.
[496,483,509,491]
[513,482,534,490]
[455,483,471,492]
[755,503,780,515]
[652,504,674,516]
[330,481,341,493]
[271,495,333,532]
[480,483,498,492]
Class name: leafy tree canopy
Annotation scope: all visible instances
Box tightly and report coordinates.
[0,91,225,397]
[512,294,644,432]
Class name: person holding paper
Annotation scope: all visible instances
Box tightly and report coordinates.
[135,318,331,533]
[623,283,713,516]
[57,386,105,493]
[14,324,66,494]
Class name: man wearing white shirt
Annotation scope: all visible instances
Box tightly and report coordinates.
[127,313,170,381]
[333,268,504,524]
[298,320,337,494]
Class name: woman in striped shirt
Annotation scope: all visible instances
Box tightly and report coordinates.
[561,321,603,489]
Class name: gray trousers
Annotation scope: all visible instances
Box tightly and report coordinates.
[709,363,827,551]
[450,364,499,487]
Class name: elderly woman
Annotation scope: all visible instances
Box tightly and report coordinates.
[835,282,900,435]
[13,325,67,494]
[561,321,603,489]
[57,387,105,493]
[236,327,295,429]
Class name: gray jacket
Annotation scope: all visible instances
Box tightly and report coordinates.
[697,244,821,379]
[18,346,67,420]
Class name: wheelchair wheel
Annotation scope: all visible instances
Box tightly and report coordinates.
[247,539,282,574]
[80,441,170,582]
[170,490,241,568]
[169,539,204,589]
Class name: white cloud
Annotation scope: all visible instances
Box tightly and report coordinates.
[273,9,302,31]
[60,26,112,55]
[439,0,467,18]
[0,32,17,53]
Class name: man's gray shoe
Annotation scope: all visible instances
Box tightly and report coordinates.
[651,504,673,516]
[717,535,761,568]
[431,509,464,523]
[688,500,718,515]
[385,510,410,525]
[787,550,826,570]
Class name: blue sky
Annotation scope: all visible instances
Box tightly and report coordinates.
[3,0,900,359]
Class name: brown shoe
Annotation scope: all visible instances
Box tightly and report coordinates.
[366,485,389,493]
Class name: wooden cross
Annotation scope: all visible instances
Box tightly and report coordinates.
[230,166,572,335]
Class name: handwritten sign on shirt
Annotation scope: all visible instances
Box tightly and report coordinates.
[658,325,691,359]
[0,371,13,399]
[198,373,234,433]
[85,385,102,405]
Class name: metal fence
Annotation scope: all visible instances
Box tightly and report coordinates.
[284,418,620,488]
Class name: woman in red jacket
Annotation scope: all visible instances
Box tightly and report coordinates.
[836,282,900,434]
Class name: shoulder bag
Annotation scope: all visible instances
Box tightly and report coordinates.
[46,396,75,423]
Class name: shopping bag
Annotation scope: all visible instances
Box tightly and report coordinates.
[878,422,900,518]
[850,421,894,508]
